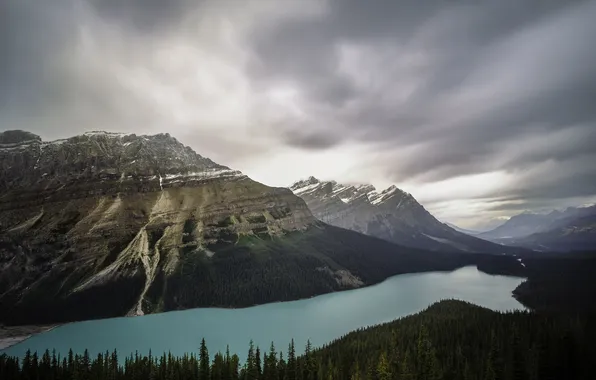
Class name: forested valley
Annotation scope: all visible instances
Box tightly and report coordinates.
[2,300,594,380]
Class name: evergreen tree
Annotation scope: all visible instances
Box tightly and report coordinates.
[200,338,210,380]
[22,350,32,380]
[263,342,277,380]
[223,346,232,380]
[302,340,317,380]
[277,352,286,380]
[400,350,415,380]
[255,346,262,379]
[82,349,91,380]
[287,340,296,380]
[246,340,258,380]
[211,352,224,380]
[376,352,391,380]
[487,331,503,380]
[416,325,441,380]
[231,354,240,380]
[350,361,361,380]
[0,300,594,380]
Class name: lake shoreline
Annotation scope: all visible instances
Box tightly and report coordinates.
[1,266,526,361]
[0,264,527,351]
[0,325,59,350]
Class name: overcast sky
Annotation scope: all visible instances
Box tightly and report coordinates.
[2,0,596,229]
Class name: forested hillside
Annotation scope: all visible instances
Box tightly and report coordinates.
[2,300,593,380]
[513,252,596,313]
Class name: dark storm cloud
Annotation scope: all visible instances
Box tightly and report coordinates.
[278,127,340,150]
[0,0,192,138]
[0,1,76,119]
[2,0,596,218]
[88,0,195,34]
[246,0,596,205]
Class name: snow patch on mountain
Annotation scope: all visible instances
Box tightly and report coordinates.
[83,131,134,138]
[164,169,245,182]
[290,177,405,207]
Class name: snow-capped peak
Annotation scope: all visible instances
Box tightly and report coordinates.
[291,176,416,209]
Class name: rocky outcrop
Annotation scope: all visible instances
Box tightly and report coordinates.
[1,130,480,325]
[0,131,316,322]
[291,176,520,254]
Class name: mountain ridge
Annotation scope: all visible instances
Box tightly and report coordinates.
[290,176,522,254]
[479,205,596,251]
[0,130,502,325]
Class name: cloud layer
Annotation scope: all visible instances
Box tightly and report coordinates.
[2,0,596,228]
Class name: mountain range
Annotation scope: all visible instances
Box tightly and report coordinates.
[290,177,518,254]
[0,130,491,325]
[479,206,596,251]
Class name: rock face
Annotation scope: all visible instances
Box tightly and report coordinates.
[290,176,518,254]
[0,131,310,321]
[0,131,464,325]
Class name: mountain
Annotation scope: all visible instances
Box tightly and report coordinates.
[479,211,568,240]
[445,222,481,235]
[0,130,474,325]
[479,206,596,251]
[504,213,596,252]
[513,251,596,312]
[290,177,520,254]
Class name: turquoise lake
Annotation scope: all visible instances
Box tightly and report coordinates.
[1,266,525,360]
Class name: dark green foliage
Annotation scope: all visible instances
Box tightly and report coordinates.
[0,265,145,324]
[513,252,596,313]
[262,343,277,380]
[0,216,531,325]
[2,300,593,380]
[308,300,595,379]
[287,340,297,380]
[245,340,258,380]
[162,224,475,310]
[198,338,210,380]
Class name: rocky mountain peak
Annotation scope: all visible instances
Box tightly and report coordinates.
[290,177,416,208]
[0,130,238,194]
[291,176,510,253]
[289,176,322,193]
[0,130,318,320]
[355,184,376,194]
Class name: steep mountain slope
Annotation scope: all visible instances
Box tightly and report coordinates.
[290,177,519,254]
[479,206,596,251]
[0,130,473,325]
[445,222,481,235]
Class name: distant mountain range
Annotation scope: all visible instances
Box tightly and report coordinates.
[290,177,520,254]
[479,206,596,251]
[0,130,500,325]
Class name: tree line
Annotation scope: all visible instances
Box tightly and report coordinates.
[1,299,594,380]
